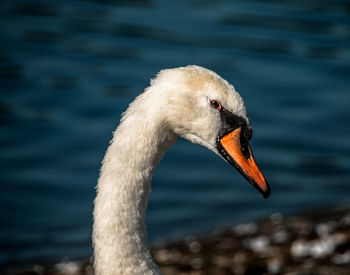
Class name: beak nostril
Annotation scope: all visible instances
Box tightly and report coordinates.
[240,135,251,160]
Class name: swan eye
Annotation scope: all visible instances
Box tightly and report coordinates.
[210,100,221,110]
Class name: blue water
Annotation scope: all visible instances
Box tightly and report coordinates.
[1,0,350,268]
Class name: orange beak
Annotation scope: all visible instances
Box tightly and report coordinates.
[218,127,270,198]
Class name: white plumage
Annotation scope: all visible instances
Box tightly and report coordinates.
[93,65,268,274]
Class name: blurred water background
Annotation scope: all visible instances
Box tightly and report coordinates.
[1,0,350,269]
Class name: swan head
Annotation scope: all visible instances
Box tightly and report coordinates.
[149,65,270,198]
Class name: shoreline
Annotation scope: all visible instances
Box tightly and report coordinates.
[5,204,350,275]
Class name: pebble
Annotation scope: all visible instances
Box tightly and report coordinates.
[332,250,350,265]
[272,228,289,244]
[154,249,170,263]
[340,214,350,226]
[270,212,283,223]
[233,222,257,236]
[245,235,269,253]
[189,257,202,269]
[33,265,44,275]
[309,237,335,258]
[188,240,201,253]
[291,239,310,258]
[267,258,282,274]
[54,261,81,274]
[315,221,337,236]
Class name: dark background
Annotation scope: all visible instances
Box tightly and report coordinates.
[1,0,349,269]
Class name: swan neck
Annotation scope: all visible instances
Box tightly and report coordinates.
[93,109,176,275]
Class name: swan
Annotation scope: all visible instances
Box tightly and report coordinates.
[93,65,270,275]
